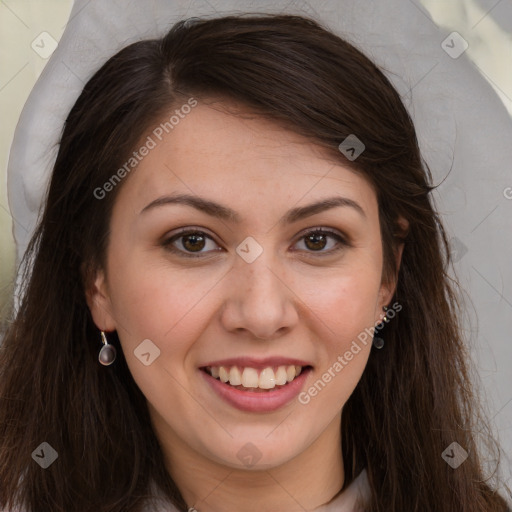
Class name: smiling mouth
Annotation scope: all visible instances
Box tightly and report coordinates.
[201,364,312,392]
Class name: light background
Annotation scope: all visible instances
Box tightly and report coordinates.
[0,0,73,318]
[0,0,511,495]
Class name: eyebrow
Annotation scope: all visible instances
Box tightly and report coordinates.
[140,193,366,224]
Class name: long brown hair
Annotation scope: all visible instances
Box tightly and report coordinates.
[0,13,510,512]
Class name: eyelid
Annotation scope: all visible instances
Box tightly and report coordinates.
[294,226,348,243]
[165,226,217,240]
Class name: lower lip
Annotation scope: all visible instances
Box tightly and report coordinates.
[200,367,312,413]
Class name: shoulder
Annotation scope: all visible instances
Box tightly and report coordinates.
[142,479,182,512]
[315,468,370,511]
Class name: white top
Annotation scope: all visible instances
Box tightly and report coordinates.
[144,469,370,511]
[1,469,369,512]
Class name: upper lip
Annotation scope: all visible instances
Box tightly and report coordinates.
[200,357,313,369]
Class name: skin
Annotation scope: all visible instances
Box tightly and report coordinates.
[87,100,405,512]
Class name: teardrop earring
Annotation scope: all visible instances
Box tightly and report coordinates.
[98,331,117,366]
[372,305,389,349]
[372,335,385,349]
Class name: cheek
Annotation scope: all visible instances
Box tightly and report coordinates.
[297,275,376,411]
[106,256,213,416]
[300,259,382,340]
[107,252,214,342]
[295,258,381,395]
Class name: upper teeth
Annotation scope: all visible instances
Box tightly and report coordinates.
[207,365,303,390]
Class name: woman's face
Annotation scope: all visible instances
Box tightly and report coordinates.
[88,100,397,473]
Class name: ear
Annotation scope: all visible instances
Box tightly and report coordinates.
[85,268,117,332]
[376,215,409,321]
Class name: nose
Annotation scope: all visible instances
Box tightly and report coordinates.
[219,251,299,341]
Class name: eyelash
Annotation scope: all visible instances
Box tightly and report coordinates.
[161,227,349,259]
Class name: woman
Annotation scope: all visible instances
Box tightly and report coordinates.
[0,13,510,512]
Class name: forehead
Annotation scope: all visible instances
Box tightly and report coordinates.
[112,101,378,221]
[150,102,336,173]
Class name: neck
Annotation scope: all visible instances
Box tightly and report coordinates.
[151,410,344,512]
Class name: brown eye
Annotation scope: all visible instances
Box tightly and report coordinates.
[293,229,348,255]
[163,230,221,258]
[304,232,328,251]
[181,233,206,252]
[162,227,348,259]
